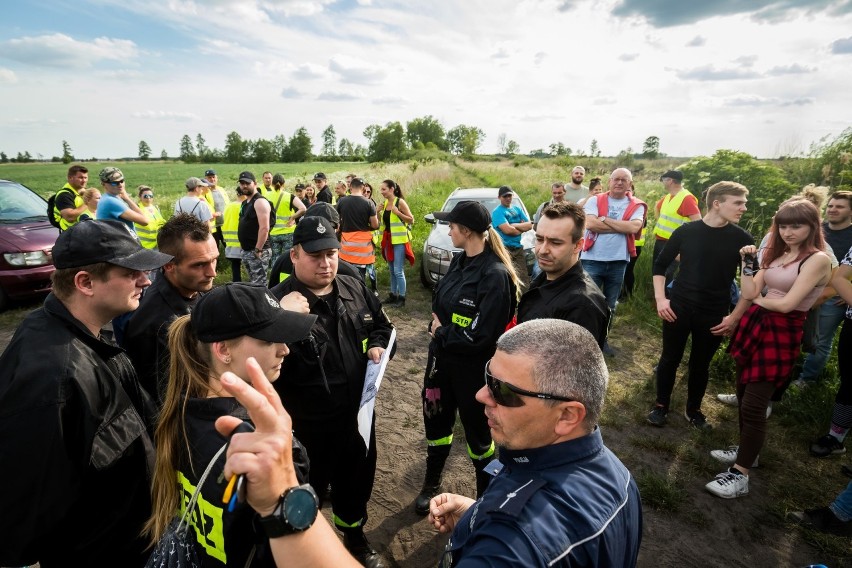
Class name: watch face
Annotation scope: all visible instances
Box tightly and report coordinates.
[284,487,318,530]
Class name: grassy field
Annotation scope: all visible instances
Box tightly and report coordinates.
[0,157,848,561]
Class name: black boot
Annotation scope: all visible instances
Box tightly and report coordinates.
[342,528,385,568]
[394,296,406,308]
[383,293,397,305]
[414,445,450,515]
[473,458,493,498]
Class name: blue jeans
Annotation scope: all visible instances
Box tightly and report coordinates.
[830,480,852,521]
[389,243,407,297]
[799,300,847,383]
[582,259,627,314]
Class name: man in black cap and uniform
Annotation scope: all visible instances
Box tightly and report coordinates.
[271,216,394,568]
[314,172,333,204]
[0,220,172,567]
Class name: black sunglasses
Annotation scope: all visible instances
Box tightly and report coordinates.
[484,359,575,407]
[141,193,154,198]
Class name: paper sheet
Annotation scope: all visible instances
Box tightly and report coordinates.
[357,327,396,453]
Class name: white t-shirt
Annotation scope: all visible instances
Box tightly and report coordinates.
[581,195,644,262]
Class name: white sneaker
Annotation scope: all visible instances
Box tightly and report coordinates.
[717,393,738,406]
[705,470,749,499]
[710,446,759,468]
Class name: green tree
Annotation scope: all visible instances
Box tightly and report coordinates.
[505,140,520,155]
[589,139,601,157]
[338,138,354,159]
[196,133,208,161]
[160,149,168,161]
[284,127,313,162]
[61,140,74,164]
[549,142,571,156]
[138,140,152,161]
[0,151,7,163]
[365,122,406,162]
[321,125,337,158]
[447,125,485,155]
[406,115,447,151]
[180,134,196,162]
[808,127,852,188]
[224,131,246,163]
[273,135,288,161]
[252,138,277,163]
[642,136,660,159]
[680,149,797,236]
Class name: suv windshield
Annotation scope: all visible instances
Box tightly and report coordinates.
[0,181,49,223]
[441,197,502,217]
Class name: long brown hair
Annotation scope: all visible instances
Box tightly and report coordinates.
[143,315,241,543]
[761,199,825,268]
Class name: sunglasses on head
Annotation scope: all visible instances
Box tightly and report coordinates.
[484,359,575,407]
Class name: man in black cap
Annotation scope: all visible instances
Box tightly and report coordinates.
[237,170,274,285]
[270,216,394,568]
[0,220,172,567]
[652,169,701,287]
[268,202,361,287]
[492,185,532,288]
[314,172,333,204]
[123,214,219,407]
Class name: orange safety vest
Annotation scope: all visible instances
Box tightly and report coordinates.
[339,231,376,265]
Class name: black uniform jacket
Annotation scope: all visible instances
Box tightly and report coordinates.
[0,294,155,567]
[271,274,393,431]
[124,273,199,407]
[432,248,517,362]
[517,261,610,347]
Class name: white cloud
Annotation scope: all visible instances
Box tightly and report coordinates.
[830,36,852,53]
[686,36,705,47]
[131,110,200,121]
[0,68,18,83]
[593,97,618,106]
[675,64,760,81]
[317,92,360,101]
[619,53,639,61]
[0,33,139,68]
[328,54,386,85]
[292,63,327,80]
[281,87,303,99]
[767,63,816,75]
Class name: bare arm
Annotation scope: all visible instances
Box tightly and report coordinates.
[586,216,641,234]
[754,253,832,313]
[255,198,271,250]
[653,275,676,323]
[831,263,852,306]
[60,204,88,222]
[392,199,414,225]
[290,197,307,224]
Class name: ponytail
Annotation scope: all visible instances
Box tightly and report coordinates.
[485,227,522,301]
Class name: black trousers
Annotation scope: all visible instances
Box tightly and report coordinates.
[294,415,377,528]
[655,300,726,412]
[421,343,493,460]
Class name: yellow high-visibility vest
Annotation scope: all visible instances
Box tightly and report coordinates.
[135,205,166,249]
[269,190,298,236]
[221,202,241,248]
[383,199,410,245]
[653,189,694,240]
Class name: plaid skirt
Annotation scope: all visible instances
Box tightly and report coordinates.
[729,304,807,387]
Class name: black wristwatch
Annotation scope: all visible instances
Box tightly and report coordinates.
[258,484,319,538]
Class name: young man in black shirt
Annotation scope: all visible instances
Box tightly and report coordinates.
[648,181,754,430]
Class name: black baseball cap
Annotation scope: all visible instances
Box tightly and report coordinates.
[304,202,340,227]
[239,171,256,183]
[293,217,340,252]
[433,201,491,233]
[660,170,683,182]
[498,185,513,197]
[191,283,317,343]
[204,169,217,176]
[313,172,327,180]
[53,220,173,270]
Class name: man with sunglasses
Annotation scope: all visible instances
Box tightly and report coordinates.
[96,167,149,233]
[429,319,642,567]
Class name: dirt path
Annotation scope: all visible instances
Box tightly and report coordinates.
[0,291,844,568]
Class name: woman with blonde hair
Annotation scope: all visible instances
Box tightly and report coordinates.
[135,185,166,250]
[77,188,100,221]
[706,199,831,499]
[144,283,316,567]
[413,200,520,515]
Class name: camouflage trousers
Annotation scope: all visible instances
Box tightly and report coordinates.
[241,248,272,285]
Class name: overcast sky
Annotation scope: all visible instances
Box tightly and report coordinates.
[2,0,851,161]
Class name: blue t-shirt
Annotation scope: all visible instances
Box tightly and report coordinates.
[492,205,529,248]
[96,193,134,232]
[581,195,643,262]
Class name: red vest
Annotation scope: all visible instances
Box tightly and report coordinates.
[582,191,647,258]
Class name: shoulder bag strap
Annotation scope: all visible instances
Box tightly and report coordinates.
[797,252,818,274]
[177,442,228,532]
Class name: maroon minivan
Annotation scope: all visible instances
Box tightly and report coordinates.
[0,180,59,310]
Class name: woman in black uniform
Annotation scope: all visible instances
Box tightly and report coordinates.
[144,283,316,567]
[415,200,521,515]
